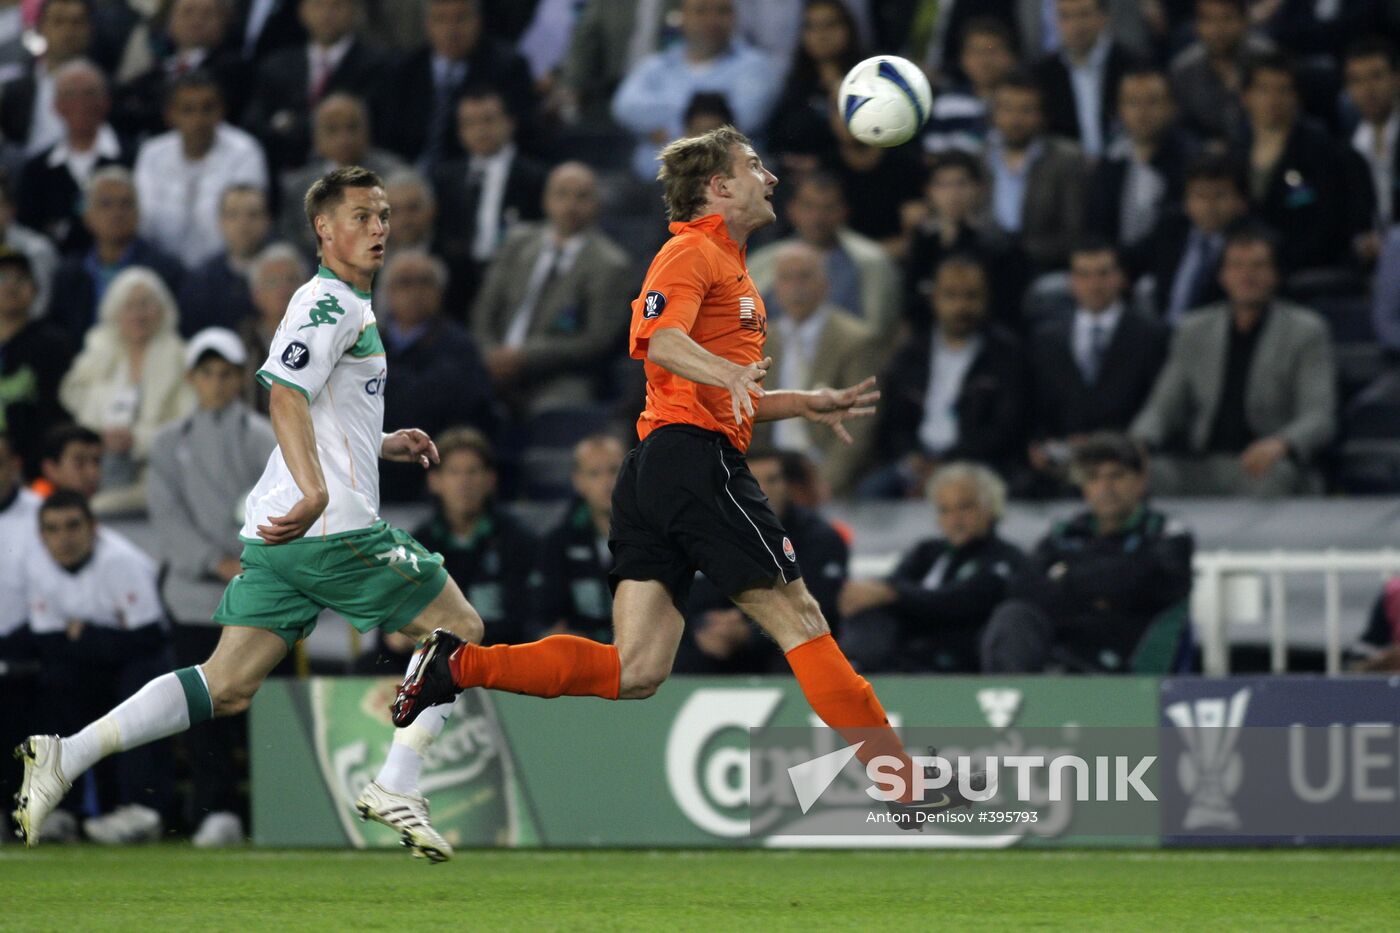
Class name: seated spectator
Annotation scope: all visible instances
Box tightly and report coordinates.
[1342,37,1400,249]
[821,91,927,246]
[864,255,1027,498]
[1169,0,1271,144]
[278,93,405,253]
[379,250,497,502]
[243,0,391,173]
[471,161,630,416]
[981,434,1194,673]
[1031,0,1139,160]
[114,0,251,138]
[0,249,74,477]
[840,462,1026,673]
[1086,67,1193,251]
[1131,225,1336,496]
[1135,153,1248,323]
[903,150,1030,331]
[26,491,174,843]
[238,243,308,414]
[1231,52,1372,273]
[382,0,536,168]
[382,170,437,254]
[751,241,878,497]
[49,166,184,338]
[0,168,59,317]
[1352,578,1400,672]
[0,0,93,158]
[15,59,128,257]
[1014,0,1156,61]
[673,446,848,674]
[133,71,270,270]
[681,90,735,139]
[984,71,1088,272]
[556,0,678,127]
[0,429,41,820]
[1028,239,1167,492]
[432,87,547,314]
[177,185,270,337]
[1372,225,1400,354]
[529,434,625,643]
[60,267,194,515]
[610,0,781,180]
[922,16,1017,156]
[146,327,274,847]
[748,172,901,339]
[766,0,864,174]
[34,423,102,499]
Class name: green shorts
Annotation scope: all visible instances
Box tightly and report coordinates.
[213,521,450,650]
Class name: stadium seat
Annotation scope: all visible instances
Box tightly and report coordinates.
[519,405,615,499]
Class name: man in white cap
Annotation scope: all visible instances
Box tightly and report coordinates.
[144,327,275,847]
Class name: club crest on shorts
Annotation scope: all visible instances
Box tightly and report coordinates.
[282,340,310,370]
[643,291,666,319]
[782,536,796,562]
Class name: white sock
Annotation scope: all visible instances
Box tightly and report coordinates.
[374,702,452,794]
[60,670,202,779]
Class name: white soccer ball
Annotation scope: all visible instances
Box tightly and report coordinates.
[837,55,933,148]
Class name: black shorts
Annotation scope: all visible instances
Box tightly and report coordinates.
[609,424,802,611]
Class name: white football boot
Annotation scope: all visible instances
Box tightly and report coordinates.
[354,781,453,863]
[12,736,72,847]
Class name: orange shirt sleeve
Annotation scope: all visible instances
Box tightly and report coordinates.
[629,238,715,359]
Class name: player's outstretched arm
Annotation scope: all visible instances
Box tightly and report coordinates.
[754,377,880,444]
[646,327,770,425]
[381,428,440,469]
[257,383,330,544]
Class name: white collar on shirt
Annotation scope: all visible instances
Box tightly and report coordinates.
[1074,301,1124,338]
[47,123,122,168]
[1353,107,1400,158]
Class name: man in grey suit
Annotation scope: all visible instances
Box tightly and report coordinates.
[753,242,880,497]
[557,0,682,126]
[1131,225,1336,496]
[471,161,632,415]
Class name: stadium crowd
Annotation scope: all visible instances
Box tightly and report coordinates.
[6,0,1400,843]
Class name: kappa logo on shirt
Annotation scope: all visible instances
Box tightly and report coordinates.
[282,341,310,370]
[643,290,666,319]
[299,293,347,330]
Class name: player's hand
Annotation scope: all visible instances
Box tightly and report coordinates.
[381,428,440,469]
[803,376,880,444]
[256,493,329,545]
[724,357,770,425]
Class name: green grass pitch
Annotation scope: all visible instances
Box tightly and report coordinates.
[2,847,1398,931]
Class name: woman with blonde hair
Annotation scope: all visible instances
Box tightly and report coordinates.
[60,266,194,515]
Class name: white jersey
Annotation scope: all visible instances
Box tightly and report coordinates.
[0,488,41,637]
[26,526,164,634]
[243,267,387,541]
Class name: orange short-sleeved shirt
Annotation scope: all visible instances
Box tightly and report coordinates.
[629,214,767,451]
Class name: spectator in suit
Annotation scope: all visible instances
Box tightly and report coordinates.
[238,242,306,414]
[378,249,497,503]
[0,0,92,157]
[555,0,682,126]
[1131,225,1337,496]
[382,0,536,169]
[177,185,269,337]
[15,59,127,258]
[840,462,1027,673]
[133,71,269,270]
[0,429,41,823]
[982,433,1194,673]
[0,168,58,318]
[1169,0,1271,144]
[243,0,390,172]
[1086,67,1193,251]
[146,327,274,848]
[1028,239,1168,492]
[903,150,1030,332]
[610,0,782,180]
[985,71,1088,272]
[529,434,624,643]
[1031,0,1137,160]
[432,86,546,315]
[60,266,194,515]
[0,249,73,477]
[1232,52,1372,273]
[923,15,1018,157]
[277,92,404,252]
[863,255,1027,498]
[471,161,630,416]
[748,172,901,339]
[1013,0,1157,62]
[1342,37,1400,253]
[766,0,864,175]
[34,423,102,499]
[383,169,437,254]
[231,0,306,62]
[1137,153,1248,324]
[49,166,184,338]
[751,241,878,497]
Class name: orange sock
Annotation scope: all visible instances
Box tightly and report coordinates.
[785,633,917,802]
[450,635,621,700]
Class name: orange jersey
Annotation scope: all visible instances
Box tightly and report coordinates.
[629,214,768,450]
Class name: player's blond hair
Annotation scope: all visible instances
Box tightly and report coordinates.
[657,125,753,222]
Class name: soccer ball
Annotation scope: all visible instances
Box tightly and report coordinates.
[837,55,933,148]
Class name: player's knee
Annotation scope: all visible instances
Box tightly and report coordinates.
[207,672,260,717]
[437,606,484,645]
[618,658,670,700]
